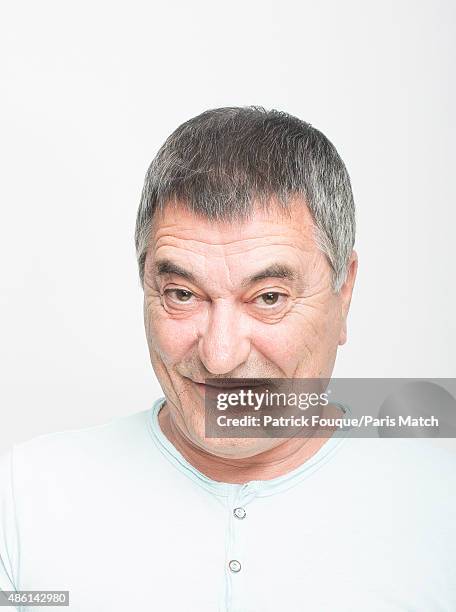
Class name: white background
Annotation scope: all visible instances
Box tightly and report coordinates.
[1,0,455,452]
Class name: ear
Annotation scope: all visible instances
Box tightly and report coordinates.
[338,250,358,346]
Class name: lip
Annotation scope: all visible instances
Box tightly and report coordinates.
[184,377,276,402]
[187,378,271,389]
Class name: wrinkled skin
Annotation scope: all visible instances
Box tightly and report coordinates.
[143,198,357,482]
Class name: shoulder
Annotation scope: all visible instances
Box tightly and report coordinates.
[343,435,456,473]
[339,436,456,514]
[340,435,456,477]
[0,404,160,491]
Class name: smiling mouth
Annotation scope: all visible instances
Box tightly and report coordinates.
[186,378,273,390]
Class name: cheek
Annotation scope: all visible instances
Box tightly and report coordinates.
[145,303,199,365]
[251,306,340,373]
[251,317,313,373]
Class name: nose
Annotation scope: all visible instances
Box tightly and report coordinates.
[198,300,251,375]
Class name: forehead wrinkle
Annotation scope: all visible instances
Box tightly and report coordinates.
[151,247,238,294]
[150,230,322,295]
[152,241,318,289]
[153,234,317,258]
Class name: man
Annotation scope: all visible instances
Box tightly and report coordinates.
[1,107,455,611]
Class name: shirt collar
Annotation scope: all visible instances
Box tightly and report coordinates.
[147,396,351,499]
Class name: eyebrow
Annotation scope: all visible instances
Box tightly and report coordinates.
[240,263,298,287]
[154,259,298,287]
[154,259,197,283]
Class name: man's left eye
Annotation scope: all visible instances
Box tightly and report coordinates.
[255,292,286,307]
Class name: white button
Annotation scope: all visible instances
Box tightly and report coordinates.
[233,507,246,520]
[229,559,242,573]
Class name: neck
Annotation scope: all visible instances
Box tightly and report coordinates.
[158,402,342,484]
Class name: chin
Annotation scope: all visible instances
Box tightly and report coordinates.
[183,398,277,459]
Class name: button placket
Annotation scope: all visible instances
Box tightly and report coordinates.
[225,483,258,596]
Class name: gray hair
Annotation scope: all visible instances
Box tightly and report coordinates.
[135,106,355,292]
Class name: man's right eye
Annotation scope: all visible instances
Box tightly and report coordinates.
[165,289,194,303]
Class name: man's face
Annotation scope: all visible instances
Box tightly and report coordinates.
[143,198,357,458]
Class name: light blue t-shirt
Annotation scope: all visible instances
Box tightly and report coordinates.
[1,397,455,611]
